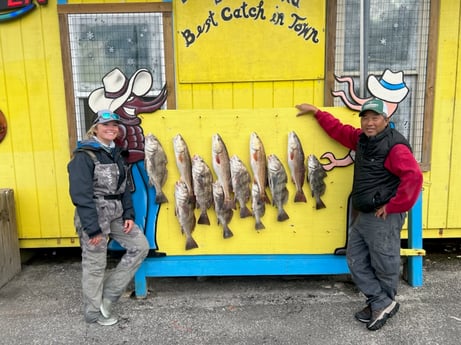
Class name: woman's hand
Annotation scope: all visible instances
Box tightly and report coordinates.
[124,219,134,233]
[88,234,104,246]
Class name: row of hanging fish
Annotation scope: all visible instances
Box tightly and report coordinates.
[143,131,328,250]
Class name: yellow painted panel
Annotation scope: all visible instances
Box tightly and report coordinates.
[253,81,274,107]
[141,107,355,255]
[425,0,460,229]
[1,22,41,239]
[23,8,61,239]
[232,82,254,108]
[447,6,461,228]
[273,81,293,107]
[176,0,325,82]
[212,83,234,109]
[176,83,193,109]
[41,7,75,237]
[293,80,315,105]
[192,83,213,108]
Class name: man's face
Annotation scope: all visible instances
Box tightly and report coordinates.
[360,111,389,137]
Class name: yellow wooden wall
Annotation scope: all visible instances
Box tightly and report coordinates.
[0,3,74,248]
[0,0,460,248]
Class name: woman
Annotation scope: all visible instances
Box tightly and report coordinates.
[68,110,149,326]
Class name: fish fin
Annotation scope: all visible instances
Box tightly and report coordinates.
[223,225,234,239]
[255,222,265,230]
[240,206,253,218]
[155,192,168,204]
[185,236,199,250]
[197,211,211,225]
[294,190,307,203]
[188,194,196,205]
[316,197,326,209]
[277,209,289,222]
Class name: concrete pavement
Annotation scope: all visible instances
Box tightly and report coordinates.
[0,245,460,345]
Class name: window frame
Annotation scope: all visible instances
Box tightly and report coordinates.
[58,2,175,153]
[324,0,439,171]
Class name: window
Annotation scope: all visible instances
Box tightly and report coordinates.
[58,3,175,148]
[325,0,438,170]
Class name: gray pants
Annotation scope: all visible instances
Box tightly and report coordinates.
[78,217,149,323]
[346,211,406,311]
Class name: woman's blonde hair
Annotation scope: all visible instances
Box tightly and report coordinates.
[85,124,98,139]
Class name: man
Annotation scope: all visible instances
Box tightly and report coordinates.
[296,99,423,331]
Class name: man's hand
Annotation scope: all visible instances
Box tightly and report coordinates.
[375,205,388,220]
[295,103,318,116]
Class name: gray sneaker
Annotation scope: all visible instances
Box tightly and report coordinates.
[96,314,118,326]
[355,305,371,323]
[367,301,400,331]
[100,298,113,318]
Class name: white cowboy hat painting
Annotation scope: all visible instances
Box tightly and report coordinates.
[367,69,409,103]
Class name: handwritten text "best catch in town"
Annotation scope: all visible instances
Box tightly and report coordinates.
[180,0,320,47]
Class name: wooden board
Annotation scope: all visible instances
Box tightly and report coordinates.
[0,189,21,288]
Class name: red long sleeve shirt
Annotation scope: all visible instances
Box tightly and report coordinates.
[314,109,423,214]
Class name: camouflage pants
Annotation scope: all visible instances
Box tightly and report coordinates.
[77,217,149,323]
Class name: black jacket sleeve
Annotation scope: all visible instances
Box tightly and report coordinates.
[67,152,103,238]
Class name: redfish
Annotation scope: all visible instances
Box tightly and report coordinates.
[250,132,270,204]
[287,131,307,203]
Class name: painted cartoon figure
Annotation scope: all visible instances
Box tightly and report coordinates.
[88,68,168,250]
[0,110,7,143]
[317,69,409,171]
[88,68,167,164]
[296,69,410,255]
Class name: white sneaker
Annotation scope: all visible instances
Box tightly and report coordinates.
[96,314,118,326]
[100,298,112,318]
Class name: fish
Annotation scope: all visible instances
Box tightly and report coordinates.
[229,155,252,218]
[191,154,213,225]
[287,131,307,203]
[173,134,195,204]
[307,154,327,209]
[174,180,199,250]
[249,132,270,204]
[251,182,266,230]
[144,133,168,204]
[212,181,234,239]
[267,154,289,221]
[211,133,234,211]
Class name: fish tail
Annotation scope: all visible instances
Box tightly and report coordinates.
[316,196,326,210]
[294,190,307,203]
[255,221,265,230]
[240,205,253,218]
[223,225,234,239]
[197,211,211,225]
[261,191,271,205]
[185,236,199,250]
[224,199,234,211]
[155,192,169,204]
[277,209,289,222]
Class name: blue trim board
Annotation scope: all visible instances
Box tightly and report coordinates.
[407,192,423,287]
[134,254,350,298]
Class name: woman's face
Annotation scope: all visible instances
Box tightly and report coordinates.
[94,121,119,145]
